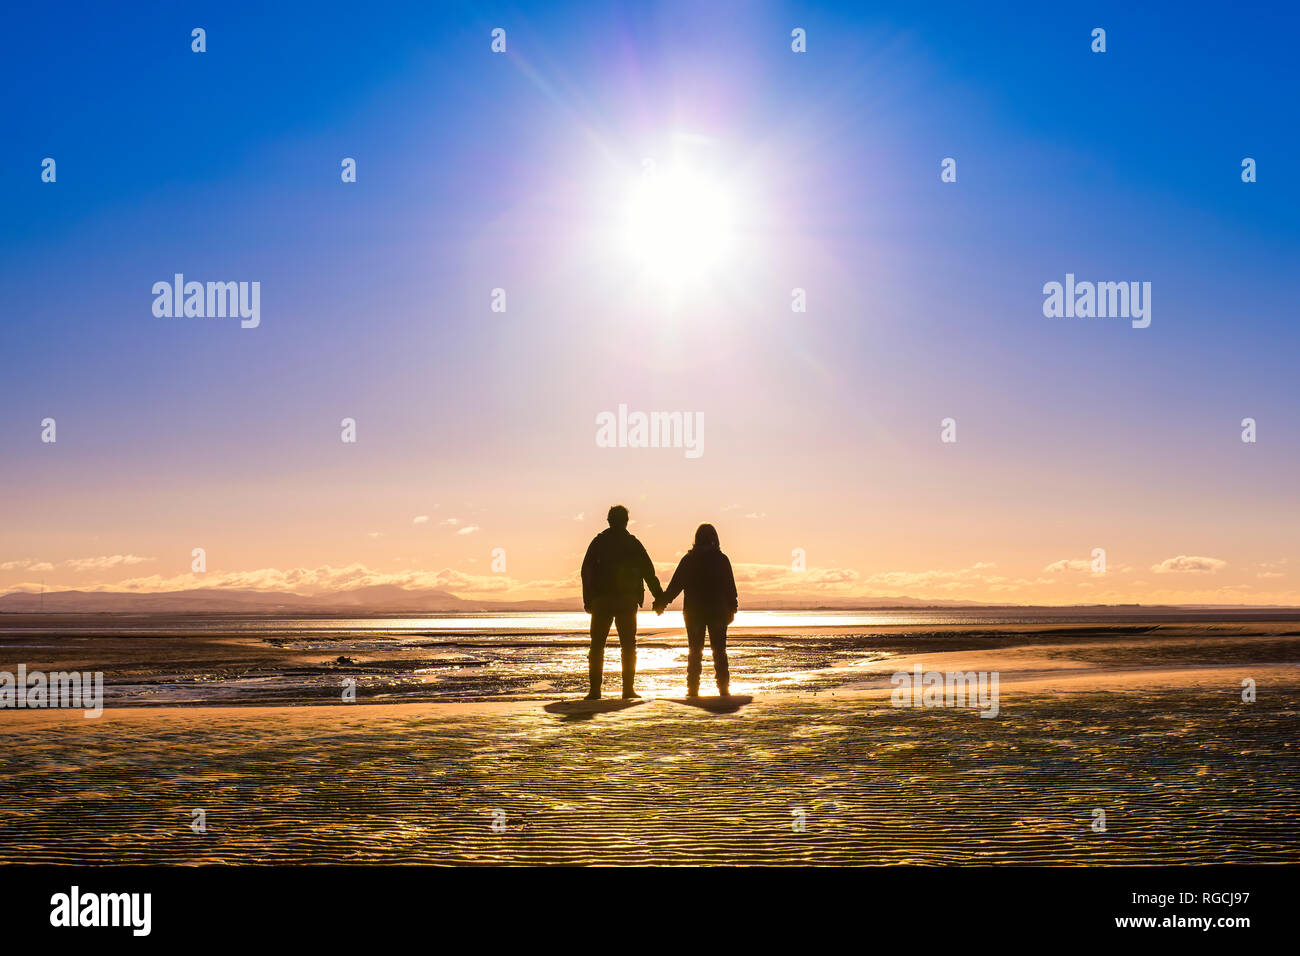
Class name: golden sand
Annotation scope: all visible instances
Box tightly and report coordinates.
[1,628,1297,865]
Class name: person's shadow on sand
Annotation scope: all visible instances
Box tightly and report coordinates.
[544,696,754,719]
[665,694,753,714]
[544,698,647,721]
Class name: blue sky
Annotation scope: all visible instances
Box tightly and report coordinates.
[1,1,1296,603]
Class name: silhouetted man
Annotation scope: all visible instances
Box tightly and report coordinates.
[581,505,664,699]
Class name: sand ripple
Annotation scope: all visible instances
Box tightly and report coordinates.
[1,688,1297,864]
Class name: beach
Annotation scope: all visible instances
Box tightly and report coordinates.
[2,614,1298,865]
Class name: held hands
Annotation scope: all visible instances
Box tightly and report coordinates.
[652,599,668,615]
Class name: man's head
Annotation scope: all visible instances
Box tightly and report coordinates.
[607,504,629,530]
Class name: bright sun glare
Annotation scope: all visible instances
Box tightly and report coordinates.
[624,165,737,282]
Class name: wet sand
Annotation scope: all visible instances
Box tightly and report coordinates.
[1,623,1298,865]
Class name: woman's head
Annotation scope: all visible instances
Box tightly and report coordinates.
[693,523,720,551]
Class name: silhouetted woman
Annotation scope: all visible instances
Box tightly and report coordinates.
[655,523,738,697]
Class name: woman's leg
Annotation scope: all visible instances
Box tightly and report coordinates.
[708,620,730,694]
[684,617,706,696]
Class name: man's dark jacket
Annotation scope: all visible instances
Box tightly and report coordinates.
[581,528,663,611]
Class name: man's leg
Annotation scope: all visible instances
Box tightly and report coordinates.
[613,605,640,698]
[708,620,730,695]
[684,617,706,697]
[587,609,614,699]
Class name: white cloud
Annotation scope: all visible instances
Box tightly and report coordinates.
[456,525,481,536]
[1044,559,1091,573]
[82,562,582,602]
[412,515,429,525]
[1,559,55,572]
[1151,555,1227,574]
[63,554,152,572]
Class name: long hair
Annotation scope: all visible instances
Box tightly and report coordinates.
[692,523,720,551]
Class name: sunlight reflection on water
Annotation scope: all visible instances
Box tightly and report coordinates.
[226,610,941,634]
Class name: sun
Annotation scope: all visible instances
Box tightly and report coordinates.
[623,164,737,282]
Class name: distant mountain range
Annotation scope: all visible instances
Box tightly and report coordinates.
[0,586,1292,614]
[0,585,997,614]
